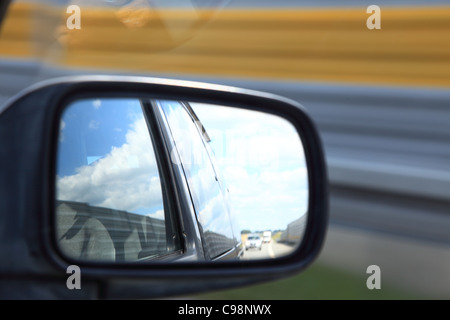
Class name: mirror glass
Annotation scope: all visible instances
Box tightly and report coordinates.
[55,98,309,263]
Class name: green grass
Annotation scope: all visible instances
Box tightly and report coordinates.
[193,263,427,300]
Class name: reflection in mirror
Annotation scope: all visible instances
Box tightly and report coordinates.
[191,103,308,261]
[55,98,308,263]
[55,98,181,262]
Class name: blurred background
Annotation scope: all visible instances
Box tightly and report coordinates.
[1,0,449,299]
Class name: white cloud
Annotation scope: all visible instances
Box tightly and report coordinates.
[225,167,308,231]
[57,116,163,216]
[92,99,102,109]
[147,209,165,221]
[59,120,66,142]
[88,119,100,130]
[192,103,309,232]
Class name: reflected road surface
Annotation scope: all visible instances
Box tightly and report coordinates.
[241,241,295,260]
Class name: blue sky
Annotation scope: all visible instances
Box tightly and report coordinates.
[57,98,140,176]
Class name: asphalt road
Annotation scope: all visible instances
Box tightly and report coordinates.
[318,224,450,298]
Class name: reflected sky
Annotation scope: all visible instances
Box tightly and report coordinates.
[192,103,309,232]
[56,98,164,219]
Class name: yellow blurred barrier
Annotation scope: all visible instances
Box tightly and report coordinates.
[1,3,450,87]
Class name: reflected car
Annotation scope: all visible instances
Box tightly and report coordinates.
[55,98,244,263]
[245,235,263,251]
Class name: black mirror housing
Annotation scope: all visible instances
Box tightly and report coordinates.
[0,76,328,299]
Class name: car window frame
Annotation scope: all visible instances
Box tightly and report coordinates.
[139,99,185,260]
[156,100,243,261]
[149,99,208,262]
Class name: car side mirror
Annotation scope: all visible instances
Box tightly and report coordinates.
[0,75,328,299]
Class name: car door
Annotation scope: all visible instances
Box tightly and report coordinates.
[155,100,241,261]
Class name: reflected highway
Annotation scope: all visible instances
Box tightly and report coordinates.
[241,241,295,260]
